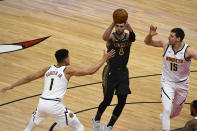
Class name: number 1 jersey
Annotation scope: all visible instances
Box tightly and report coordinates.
[41,65,68,100]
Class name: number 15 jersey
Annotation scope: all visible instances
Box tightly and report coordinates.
[41,65,68,100]
[161,44,191,82]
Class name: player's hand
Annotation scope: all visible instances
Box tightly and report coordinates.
[125,22,132,32]
[149,25,158,36]
[103,49,115,61]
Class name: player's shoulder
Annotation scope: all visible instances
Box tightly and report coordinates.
[65,65,72,71]
[42,66,51,72]
[162,41,170,51]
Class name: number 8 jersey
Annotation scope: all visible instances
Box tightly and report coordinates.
[41,65,68,100]
[161,44,191,82]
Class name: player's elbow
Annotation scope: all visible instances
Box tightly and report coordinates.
[87,68,97,75]
[144,40,151,45]
[102,37,108,41]
[102,36,109,41]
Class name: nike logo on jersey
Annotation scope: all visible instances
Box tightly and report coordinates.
[166,56,183,63]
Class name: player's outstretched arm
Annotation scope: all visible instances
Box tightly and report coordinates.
[65,49,115,79]
[1,67,49,92]
[144,25,166,48]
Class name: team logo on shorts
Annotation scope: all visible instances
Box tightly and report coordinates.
[69,113,74,118]
[0,36,50,54]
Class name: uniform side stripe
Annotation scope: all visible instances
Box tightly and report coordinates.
[65,108,68,125]
[180,98,186,106]
[161,88,171,100]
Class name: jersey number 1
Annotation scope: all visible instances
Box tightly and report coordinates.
[170,63,178,71]
[49,78,54,91]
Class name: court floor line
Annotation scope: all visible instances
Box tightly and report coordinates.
[0,70,196,107]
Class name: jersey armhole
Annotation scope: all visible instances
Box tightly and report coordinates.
[184,45,191,61]
[63,66,67,72]
[113,32,119,40]
[163,44,170,57]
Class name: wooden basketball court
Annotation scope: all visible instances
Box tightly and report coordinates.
[0,0,197,130]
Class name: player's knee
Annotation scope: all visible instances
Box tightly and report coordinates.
[174,110,181,116]
[163,106,171,116]
[74,124,84,131]
[117,102,126,110]
[103,97,112,106]
[79,124,84,131]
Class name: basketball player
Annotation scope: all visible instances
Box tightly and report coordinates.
[171,100,197,131]
[144,25,197,131]
[92,21,136,131]
[1,48,115,131]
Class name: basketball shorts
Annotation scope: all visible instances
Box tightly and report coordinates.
[161,80,188,105]
[32,98,79,128]
[102,65,131,96]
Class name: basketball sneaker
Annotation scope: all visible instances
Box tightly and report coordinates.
[103,125,113,131]
[92,115,101,131]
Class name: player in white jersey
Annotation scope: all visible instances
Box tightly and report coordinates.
[144,25,197,131]
[1,48,115,131]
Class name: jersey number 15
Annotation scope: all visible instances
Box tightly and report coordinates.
[170,63,178,71]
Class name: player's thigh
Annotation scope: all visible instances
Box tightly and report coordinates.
[161,81,175,101]
[116,78,130,95]
[32,108,46,125]
[174,89,188,105]
[54,107,80,128]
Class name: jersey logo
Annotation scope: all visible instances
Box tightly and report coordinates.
[0,36,50,54]
[166,56,183,63]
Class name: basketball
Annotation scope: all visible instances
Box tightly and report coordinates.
[113,8,128,24]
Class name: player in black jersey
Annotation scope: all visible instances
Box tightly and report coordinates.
[92,21,136,131]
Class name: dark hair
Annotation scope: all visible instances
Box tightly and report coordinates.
[55,49,69,63]
[171,28,185,42]
[193,100,197,111]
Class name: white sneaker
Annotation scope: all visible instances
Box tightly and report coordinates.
[103,125,112,131]
[92,115,101,131]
